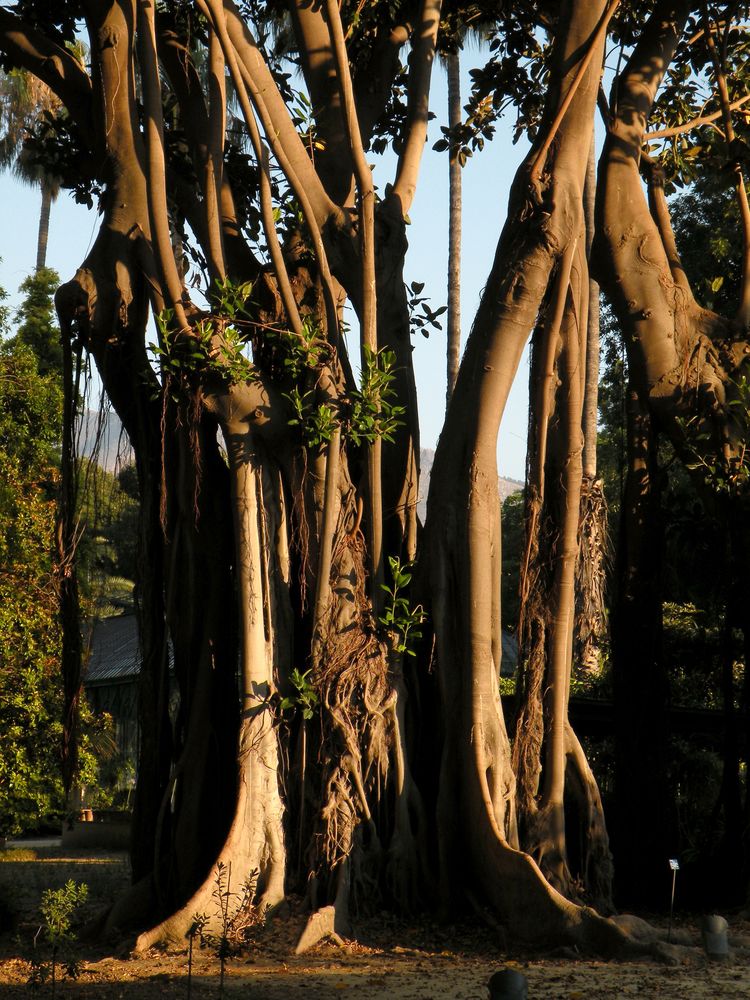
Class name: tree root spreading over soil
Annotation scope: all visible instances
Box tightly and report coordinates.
[3,911,750,999]
[2,849,750,999]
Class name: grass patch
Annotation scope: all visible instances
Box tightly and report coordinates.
[0,849,38,862]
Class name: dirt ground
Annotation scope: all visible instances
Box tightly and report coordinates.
[1,845,749,999]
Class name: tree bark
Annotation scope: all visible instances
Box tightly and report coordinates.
[428,0,615,936]
[446,49,461,409]
[36,179,53,272]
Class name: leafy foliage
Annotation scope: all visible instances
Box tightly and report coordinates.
[29,880,88,992]
[0,274,111,835]
[280,667,318,720]
[13,268,63,376]
[379,556,425,656]
[348,347,405,446]
[406,280,447,338]
[434,3,550,162]
[0,332,64,836]
[671,170,744,314]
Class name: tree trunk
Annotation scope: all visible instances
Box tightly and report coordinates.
[595,0,750,906]
[9,0,734,954]
[446,49,461,410]
[136,423,287,949]
[428,0,620,941]
[575,136,607,678]
[36,179,53,272]
[610,388,673,905]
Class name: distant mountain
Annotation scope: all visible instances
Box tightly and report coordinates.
[418,448,523,521]
[78,409,133,471]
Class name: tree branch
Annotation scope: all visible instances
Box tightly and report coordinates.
[595,0,703,403]
[205,25,228,282]
[529,0,620,192]
[0,10,94,145]
[136,0,190,330]
[324,0,382,597]
[288,0,354,205]
[645,93,750,140]
[703,11,750,329]
[219,0,338,229]
[156,15,227,284]
[353,23,410,149]
[392,0,442,216]
[198,0,303,337]
[642,152,693,298]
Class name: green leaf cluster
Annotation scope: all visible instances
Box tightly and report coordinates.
[280,333,405,449]
[14,268,63,377]
[0,275,111,835]
[0,333,64,837]
[41,880,88,950]
[406,281,447,340]
[348,347,405,446]
[285,390,338,448]
[379,556,425,657]
[150,306,254,393]
[279,667,319,720]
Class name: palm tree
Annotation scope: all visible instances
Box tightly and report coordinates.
[445,48,461,411]
[0,69,62,271]
[442,14,490,410]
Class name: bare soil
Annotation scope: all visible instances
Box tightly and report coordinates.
[1,846,749,998]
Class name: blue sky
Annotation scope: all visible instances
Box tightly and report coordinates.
[0,59,530,479]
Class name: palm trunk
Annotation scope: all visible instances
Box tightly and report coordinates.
[36,180,52,271]
[446,49,461,409]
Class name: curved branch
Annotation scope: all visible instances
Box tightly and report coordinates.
[202,0,303,335]
[206,25,228,281]
[529,0,620,192]
[354,24,410,150]
[0,10,94,144]
[136,0,190,330]
[156,14,227,284]
[594,0,692,397]
[288,0,354,205]
[199,0,341,341]
[220,0,338,228]
[642,153,693,297]
[155,13,258,281]
[392,0,442,216]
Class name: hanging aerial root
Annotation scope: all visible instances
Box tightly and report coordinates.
[514,491,555,817]
[574,476,609,678]
[303,513,425,922]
